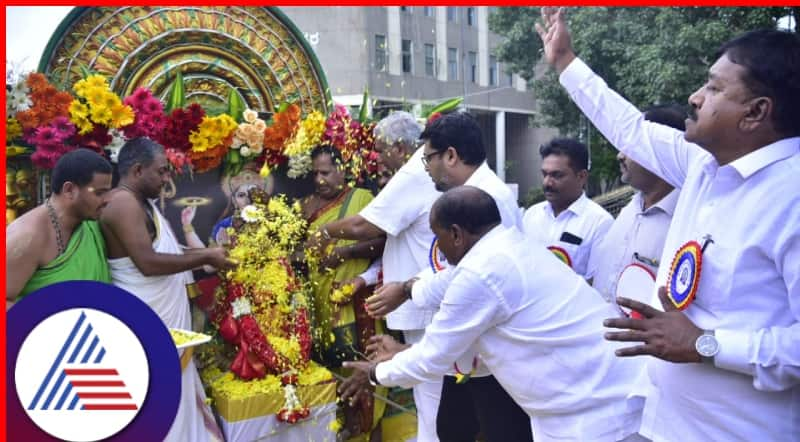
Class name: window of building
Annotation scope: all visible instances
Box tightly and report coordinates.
[448,47,458,80]
[425,44,435,77]
[447,7,458,23]
[489,55,498,86]
[505,65,514,86]
[402,39,413,73]
[375,35,387,72]
[423,6,434,17]
[400,6,409,13]
[469,51,477,83]
[467,7,475,26]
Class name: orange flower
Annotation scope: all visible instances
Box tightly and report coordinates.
[26,73,49,94]
[15,110,39,130]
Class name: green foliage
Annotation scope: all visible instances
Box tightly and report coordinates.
[490,7,794,190]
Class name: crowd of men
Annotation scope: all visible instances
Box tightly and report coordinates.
[7,7,799,442]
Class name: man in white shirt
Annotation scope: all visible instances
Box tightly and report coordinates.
[588,105,685,309]
[523,138,613,277]
[357,112,531,442]
[315,111,441,441]
[536,7,800,441]
[345,186,644,442]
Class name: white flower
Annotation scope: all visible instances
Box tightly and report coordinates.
[240,204,263,223]
[7,90,32,113]
[106,129,127,163]
[240,145,252,157]
[231,137,244,149]
[250,145,263,155]
[243,109,258,124]
[231,296,252,318]
[287,153,312,179]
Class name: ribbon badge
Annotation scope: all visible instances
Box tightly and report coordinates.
[547,245,573,268]
[667,240,703,310]
[429,237,448,273]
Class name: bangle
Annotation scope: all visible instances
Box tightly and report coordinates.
[368,365,380,386]
[183,225,194,233]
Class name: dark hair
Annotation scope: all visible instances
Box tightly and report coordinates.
[716,29,800,137]
[51,148,112,194]
[432,186,501,235]
[117,137,165,177]
[539,138,588,172]
[310,144,343,166]
[420,112,486,166]
[644,104,686,132]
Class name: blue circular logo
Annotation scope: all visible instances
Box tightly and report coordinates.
[8,281,181,441]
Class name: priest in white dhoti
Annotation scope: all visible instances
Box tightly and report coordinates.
[100,137,235,442]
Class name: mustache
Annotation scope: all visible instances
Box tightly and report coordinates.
[543,187,557,193]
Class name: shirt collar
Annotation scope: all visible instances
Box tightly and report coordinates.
[547,192,588,217]
[635,188,679,216]
[464,162,491,187]
[702,137,800,179]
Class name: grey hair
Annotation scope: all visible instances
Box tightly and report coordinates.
[373,111,422,150]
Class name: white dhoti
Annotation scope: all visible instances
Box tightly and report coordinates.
[109,200,222,442]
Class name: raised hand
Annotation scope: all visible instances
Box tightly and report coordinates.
[534,7,576,74]
[603,286,704,363]
[181,206,196,227]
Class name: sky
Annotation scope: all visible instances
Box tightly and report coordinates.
[6,6,74,74]
[4,6,796,77]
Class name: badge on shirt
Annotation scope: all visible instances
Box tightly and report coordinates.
[616,263,656,319]
[548,245,573,268]
[666,240,703,310]
[429,237,448,273]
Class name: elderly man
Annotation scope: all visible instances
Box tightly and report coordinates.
[100,137,233,441]
[7,148,113,307]
[537,7,800,440]
[315,111,442,441]
[523,138,613,277]
[345,187,643,442]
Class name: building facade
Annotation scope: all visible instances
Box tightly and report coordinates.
[282,6,558,198]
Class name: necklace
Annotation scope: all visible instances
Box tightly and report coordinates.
[45,197,66,255]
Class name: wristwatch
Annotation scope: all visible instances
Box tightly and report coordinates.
[695,330,719,365]
[368,365,381,386]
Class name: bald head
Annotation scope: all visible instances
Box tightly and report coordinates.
[431,186,501,235]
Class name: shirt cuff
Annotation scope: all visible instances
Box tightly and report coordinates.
[714,328,754,376]
[375,361,393,386]
[558,57,595,94]
[410,280,427,308]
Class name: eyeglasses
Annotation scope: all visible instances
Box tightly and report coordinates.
[421,151,444,166]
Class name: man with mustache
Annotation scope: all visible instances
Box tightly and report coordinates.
[537,7,800,440]
[7,148,113,307]
[588,104,685,309]
[522,137,613,278]
[100,137,233,442]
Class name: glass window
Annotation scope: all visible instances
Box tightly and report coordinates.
[423,6,434,17]
[425,44,435,77]
[402,39,413,73]
[467,7,475,26]
[447,7,458,23]
[469,51,477,83]
[489,55,498,86]
[448,47,458,80]
[375,35,387,72]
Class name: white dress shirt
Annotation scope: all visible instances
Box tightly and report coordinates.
[360,147,440,330]
[523,193,613,278]
[562,57,800,441]
[376,226,643,442]
[408,162,523,377]
[588,190,679,303]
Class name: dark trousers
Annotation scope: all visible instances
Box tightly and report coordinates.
[436,375,533,442]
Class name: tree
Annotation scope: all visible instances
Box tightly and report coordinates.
[490,6,796,193]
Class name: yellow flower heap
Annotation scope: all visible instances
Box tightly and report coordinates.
[69,75,134,134]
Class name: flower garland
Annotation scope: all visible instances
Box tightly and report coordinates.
[210,192,319,423]
[69,74,135,135]
[232,109,266,159]
[15,73,73,134]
